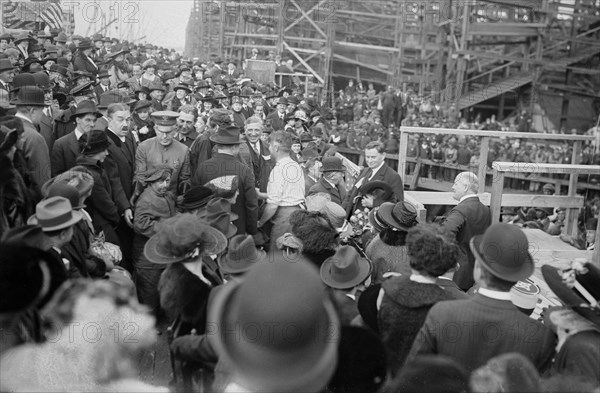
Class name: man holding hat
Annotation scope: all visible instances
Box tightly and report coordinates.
[409,223,556,373]
[12,85,52,187]
[308,156,347,206]
[51,100,103,176]
[135,111,188,195]
[192,125,258,236]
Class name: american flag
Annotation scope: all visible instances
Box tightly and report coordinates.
[40,0,63,30]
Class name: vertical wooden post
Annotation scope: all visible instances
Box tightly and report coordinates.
[490,167,505,224]
[478,136,490,189]
[398,130,409,180]
[565,140,581,237]
[593,217,600,269]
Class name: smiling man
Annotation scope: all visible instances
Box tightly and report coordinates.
[245,116,274,192]
[342,140,404,214]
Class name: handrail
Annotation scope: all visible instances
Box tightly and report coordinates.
[399,126,595,141]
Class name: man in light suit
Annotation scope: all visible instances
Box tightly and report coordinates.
[342,140,404,215]
[442,172,491,291]
[409,223,556,373]
[51,101,102,176]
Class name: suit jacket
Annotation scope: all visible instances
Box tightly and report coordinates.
[442,196,491,290]
[246,139,273,192]
[342,162,404,214]
[304,175,318,196]
[94,84,111,102]
[308,178,346,206]
[53,106,77,140]
[51,131,80,177]
[16,117,51,188]
[38,111,55,151]
[266,110,286,131]
[193,153,258,236]
[409,293,556,373]
[105,129,137,200]
[73,54,98,75]
[126,76,143,92]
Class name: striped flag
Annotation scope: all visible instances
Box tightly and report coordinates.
[40,0,63,29]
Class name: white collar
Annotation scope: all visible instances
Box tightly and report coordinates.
[410,273,437,284]
[15,112,33,124]
[459,194,478,203]
[368,161,385,178]
[478,287,512,301]
[74,128,84,140]
[323,177,337,188]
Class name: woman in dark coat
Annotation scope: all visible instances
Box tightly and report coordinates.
[378,223,460,377]
[131,99,155,142]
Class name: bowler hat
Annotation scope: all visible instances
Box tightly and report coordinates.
[144,213,228,264]
[79,129,110,155]
[97,68,110,79]
[151,110,179,127]
[0,59,15,73]
[219,234,267,274]
[469,223,534,282]
[209,259,340,393]
[377,201,418,232]
[321,246,372,289]
[27,196,83,232]
[203,198,238,238]
[10,86,46,106]
[72,100,102,118]
[178,185,214,211]
[209,125,243,145]
[320,156,345,173]
[32,72,54,90]
[542,263,600,327]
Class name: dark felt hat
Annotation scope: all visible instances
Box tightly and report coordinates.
[219,234,267,274]
[49,64,70,78]
[134,99,152,112]
[11,73,36,92]
[27,196,83,231]
[377,201,418,232]
[144,213,228,264]
[178,185,214,211]
[72,100,102,118]
[174,84,192,94]
[208,259,340,393]
[202,197,238,239]
[358,180,393,202]
[299,132,314,142]
[77,38,94,49]
[320,156,345,173]
[47,182,85,209]
[32,72,54,90]
[70,81,95,97]
[0,58,15,73]
[79,129,110,155]
[209,125,243,145]
[10,86,46,106]
[148,82,165,92]
[470,223,534,282]
[320,246,372,289]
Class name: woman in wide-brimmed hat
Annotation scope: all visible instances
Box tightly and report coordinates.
[365,200,419,283]
[131,99,155,142]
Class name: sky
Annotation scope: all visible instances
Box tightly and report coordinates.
[72,0,193,52]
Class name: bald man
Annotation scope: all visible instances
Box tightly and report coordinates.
[442,172,491,290]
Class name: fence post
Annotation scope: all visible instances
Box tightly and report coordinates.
[565,141,581,237]
[490,166,505,224]
[398,131,409,181]
[478,136,490,188]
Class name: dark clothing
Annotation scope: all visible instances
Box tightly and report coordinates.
[53,107,77,141]
[342,163,404,215]
[409,293,557,373]
[246,139,274,192]
[51,131,80,177]
[379,276,453,375]
[442,196,491,290]
[552,330,600,385]
[308,178,347,206]
[193,152,258,236]
[266,110,286,131]
[105,129,137,200]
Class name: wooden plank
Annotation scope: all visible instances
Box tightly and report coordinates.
[594,218,600,269]
[406,191,584,208]
[493,162,600,175]
[399,126,595,141]
[409,161,422,190]
[398,131,408,179]
[478,137,490,187]
[490,169,504,224]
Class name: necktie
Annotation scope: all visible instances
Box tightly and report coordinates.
[365,168,373,181]
[254,142,260,154]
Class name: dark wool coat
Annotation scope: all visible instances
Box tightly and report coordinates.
[158,261,222,335]
[379,276,453,376]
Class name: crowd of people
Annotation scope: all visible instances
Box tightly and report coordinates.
[0,29,599,393]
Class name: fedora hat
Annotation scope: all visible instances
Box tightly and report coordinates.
[0,59,15,73]
[27,196,83,232]
[219,234,267,274]
[178,185,214,211]
[469,223,534,282]
[377,201,418,232]
[209,259,340,393]
[13,32,34,45]
[97,90,129,109]
[299,144,320,163]
[277,96,289,106]
[72,100,102,118]
[209,125,243,145]
[300,132,315,143]
[202,197,238,238]
[144,213,228,264]
[320,156,345,173]
[97,68,111,79]
[79,129,110,155]
[10,86,46,106]
[174,84,192,94]
[358,180,393,202]
[148,82,165,92]
[77,38,94,49]
[321,246,372,289]
[542,262,600,327]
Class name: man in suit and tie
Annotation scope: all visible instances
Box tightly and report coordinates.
[308,156,347,206]
[73,39,99,76]
[342,141,404,215]
[0,59,15,93]
[266,97,287,131]
[174,105,199,148]
[94,70,112,102]
[409,223,556,373]
[442,171,491,291]
[51,100,103,176]
[245,116,274,193]
[125,63,144,92]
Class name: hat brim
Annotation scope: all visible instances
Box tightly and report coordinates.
[469,235,534,282]
[219,249,268,274]
[209,135,243,145]
[320,257,372,289]
[143,224,228,264]
[358,180,393,201]
[376,202,414,232]
[27,210,83,232]
[320,166,346,173]
[209,279,339,392]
